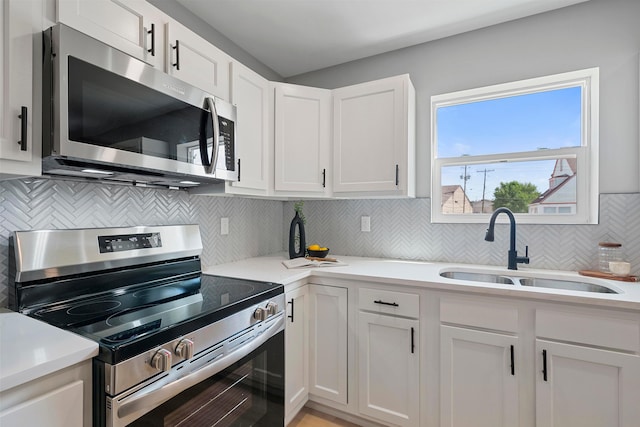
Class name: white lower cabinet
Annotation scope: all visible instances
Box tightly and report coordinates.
[285,285,309,423]
[440,325,519,427]
[439,297,640,427]
[308,284,348,404]
[358,311,419,426]
[283,282,640,427]
[0,381,83,427]
[536,339,640,427]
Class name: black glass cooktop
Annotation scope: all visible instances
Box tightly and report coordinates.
[31,275,282,364]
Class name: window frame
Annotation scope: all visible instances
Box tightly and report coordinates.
[430,67,599,225]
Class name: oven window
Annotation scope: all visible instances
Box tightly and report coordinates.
[129,331,284,427]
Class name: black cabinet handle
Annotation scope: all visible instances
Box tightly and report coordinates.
[237,158,241,182]
[172,40,180,70]
[374,300,399,307]
[287,298,294,322]
[147,23,155,56]
[322,168,326,188]
[410,327,415,354]
[510,345,515,375]
[542,349,548,381]
[395,164,399,186]
[18,106,27,151]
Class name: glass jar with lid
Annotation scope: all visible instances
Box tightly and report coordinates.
[598,242,623,273]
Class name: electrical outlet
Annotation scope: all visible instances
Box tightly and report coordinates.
[221,217,229,235]
[361,216,371,232]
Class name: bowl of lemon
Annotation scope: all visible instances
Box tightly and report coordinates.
[307,244,329,258]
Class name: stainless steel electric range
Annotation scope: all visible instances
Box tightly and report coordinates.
[8,224,285,427]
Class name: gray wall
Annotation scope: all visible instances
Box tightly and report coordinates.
[0,179,285,307]
[287,0,640,197]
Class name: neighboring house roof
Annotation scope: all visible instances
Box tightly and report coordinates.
[441,185,463,196]
[556,158,577,176]
[530,174,576,205]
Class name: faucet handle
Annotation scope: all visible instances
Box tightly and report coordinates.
[518,245,530,265]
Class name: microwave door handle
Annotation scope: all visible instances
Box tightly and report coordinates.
[202,97,220,175]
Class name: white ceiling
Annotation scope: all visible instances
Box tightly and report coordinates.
[177,0,589,78]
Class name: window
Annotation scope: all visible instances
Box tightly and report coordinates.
[431,68,599,224]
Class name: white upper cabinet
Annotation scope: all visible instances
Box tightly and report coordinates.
[333,74,415,197]
[57,0,165,69]
[227,62,270,193]
[274,83,332,195]
[0,0,42,178]
[165,20,230,100]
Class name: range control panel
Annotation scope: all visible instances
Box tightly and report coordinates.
[98,232,162,253]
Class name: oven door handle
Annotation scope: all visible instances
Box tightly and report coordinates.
[113,313,284,426]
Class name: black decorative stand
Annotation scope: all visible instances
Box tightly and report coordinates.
[288,211,306,259]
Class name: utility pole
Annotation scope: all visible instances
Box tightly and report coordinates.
[477,168,494,213]
[460,165,470,213]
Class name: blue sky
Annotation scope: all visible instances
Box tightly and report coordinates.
[437,86,581,201]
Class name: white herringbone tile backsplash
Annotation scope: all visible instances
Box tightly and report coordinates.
[0,178,285,307]
[284,194,640,276]
[2,177,639,309]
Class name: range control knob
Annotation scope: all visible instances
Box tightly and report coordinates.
[175,338,195,359]
[253,307,268,321]
[150,348,172,372]
[266,301,279,316]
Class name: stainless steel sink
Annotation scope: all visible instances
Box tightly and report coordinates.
[440,271,514,285]
[440,270,620,294]
[519,278,618,294]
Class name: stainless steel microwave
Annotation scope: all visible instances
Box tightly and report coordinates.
[42,24,238,189]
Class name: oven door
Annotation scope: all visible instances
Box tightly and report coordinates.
[106,316,284,427]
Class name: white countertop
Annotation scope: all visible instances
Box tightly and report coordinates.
[0,309,98,393]
[204,253,640,311]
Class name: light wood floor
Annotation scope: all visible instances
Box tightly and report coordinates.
[287,407,362,427]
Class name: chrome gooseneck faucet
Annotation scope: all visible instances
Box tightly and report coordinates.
[485,207,530,270]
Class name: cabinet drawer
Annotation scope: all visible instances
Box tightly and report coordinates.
[358,287,419,318]
[536,309,640,353]
[440,297,518,333]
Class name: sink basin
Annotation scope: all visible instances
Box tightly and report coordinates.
[440,270,620,294]
[440,271,514,285]
[519,278,618,294]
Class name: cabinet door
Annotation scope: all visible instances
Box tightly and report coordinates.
[227,62,270,193]
[536,340,640,427]
[440,325,519,427]
[0,0,41,176]
[166,20,230,100]
[358,311,419,426]
[274,83,331,194]
[57,0,163,68]
[309,284,348,404]
[285,286,309,420]
[333,74,415,196]
[0,380,83,427]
